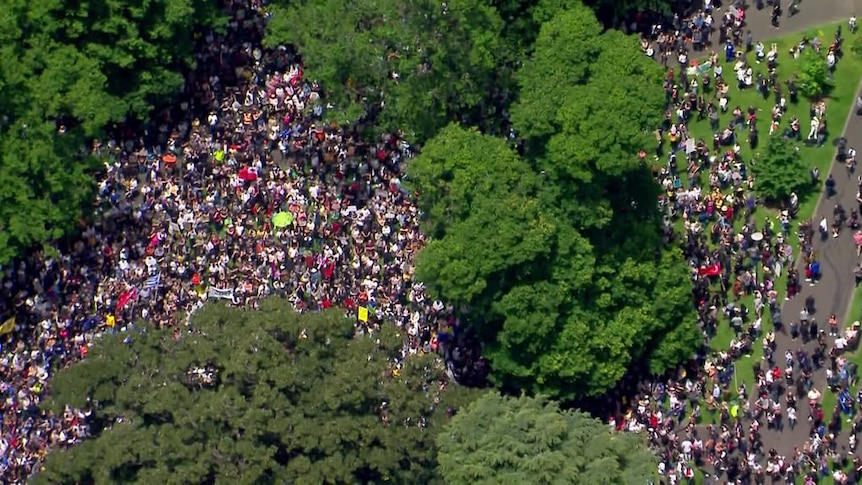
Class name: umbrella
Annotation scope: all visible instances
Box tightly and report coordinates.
[238,166,258,182]
[751,232,764,241]
[272,212,293,228]
[162,153,177,164]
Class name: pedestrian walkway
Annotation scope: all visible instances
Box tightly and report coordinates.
[740,0,856,41]
[757,78,862,456]
[736,2,862,457]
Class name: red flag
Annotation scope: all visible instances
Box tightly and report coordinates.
[116,288,138,312]
[698,263,721,277]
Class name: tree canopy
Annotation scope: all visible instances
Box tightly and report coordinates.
[582,0,673,19]
[0,0,223,262]
[796,47,834,100]
[436,392,658,485]
[407,5,700,401]
[754,137,809,203]
[36,300,480,484]
[265,0,511,143]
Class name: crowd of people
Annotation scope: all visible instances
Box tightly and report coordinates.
[0,0,489,481]
[0,0,858,482]
[616,7,862,484]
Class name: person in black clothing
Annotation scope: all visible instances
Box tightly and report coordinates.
[801,319,811,343]
[826,174,837,198]
[788,0,799,16]
[805,295,815,314]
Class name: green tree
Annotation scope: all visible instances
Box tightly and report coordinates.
[408,123,700,400]
[754,137,808,204]
[510,4,604,145]
[264,0,509,142]
[3,0,224,135]
[796,48,834,100]
[408,6,700,400]
[582,0,673,20]
[36,300,479,484]
[436,392,658,485]
[0,0,224,262]
[0,122,99,262]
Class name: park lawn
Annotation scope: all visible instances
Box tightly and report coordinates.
[678,22,862,424]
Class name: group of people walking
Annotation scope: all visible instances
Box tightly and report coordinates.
[627,8,862,485]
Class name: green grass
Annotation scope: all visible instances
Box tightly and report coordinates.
[674,23,862,423]
[670,23,862,485]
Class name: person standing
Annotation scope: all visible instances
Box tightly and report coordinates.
[829,313,839,337]
[809,259,821,285]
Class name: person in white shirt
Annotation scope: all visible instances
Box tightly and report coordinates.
[755,42,765,63]
[809,117,819,139]
[835,336,847,350]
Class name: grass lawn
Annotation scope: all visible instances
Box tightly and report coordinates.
[673,22,862,422]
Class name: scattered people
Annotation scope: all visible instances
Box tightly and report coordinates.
[624,16,862,484]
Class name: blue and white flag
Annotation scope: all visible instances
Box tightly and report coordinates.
[144,274,161,290]
[208,287,235,300]
[840,389,853,414]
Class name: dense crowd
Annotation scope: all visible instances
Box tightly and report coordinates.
[0,0,858,482]
[0,1,488,481]
[616,8,862,484]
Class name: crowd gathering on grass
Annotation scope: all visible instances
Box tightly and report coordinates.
[611,5,862,484]
[3,0,862,483]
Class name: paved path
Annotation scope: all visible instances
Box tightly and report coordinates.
[756,79,862,457]
[739,0,857,41]
[712,0,861,462]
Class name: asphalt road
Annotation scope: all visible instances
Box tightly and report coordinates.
[705,0,861,460]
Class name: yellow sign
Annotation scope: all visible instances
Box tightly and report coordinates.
[358,306,369,323]
[0,316,15,335]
